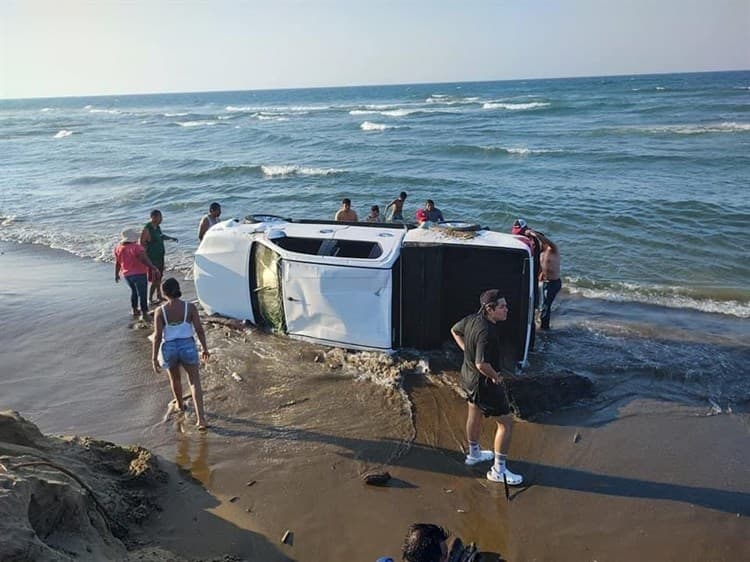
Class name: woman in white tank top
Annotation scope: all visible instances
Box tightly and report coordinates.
[151,278,210,430]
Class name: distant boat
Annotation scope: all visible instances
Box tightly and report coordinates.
[194,216,534,366]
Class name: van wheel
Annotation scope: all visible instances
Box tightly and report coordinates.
[245,214,287,223]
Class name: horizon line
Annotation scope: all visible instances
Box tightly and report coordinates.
[2,67,748,102]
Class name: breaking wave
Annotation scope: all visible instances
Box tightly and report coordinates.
[360,121,397,131]
[482,101,550,110]
[53,129,73,138]
[261,165,344,177]
[633,122,750,135]
[565,277,750,318]
[176,120,218,127]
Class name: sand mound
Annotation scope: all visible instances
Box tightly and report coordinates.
[0,410,167,561]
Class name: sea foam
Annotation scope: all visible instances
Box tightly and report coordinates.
[566,278,750,318]
[482,101,550,110]
[360,121,393,131]
[54,130,73,138]
[177,120,218,127]
[261,165,344,177]
[636,122,750,135]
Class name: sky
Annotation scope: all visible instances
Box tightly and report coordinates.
[1,0,748,99]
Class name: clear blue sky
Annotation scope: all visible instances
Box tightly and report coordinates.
[1,0,748,99]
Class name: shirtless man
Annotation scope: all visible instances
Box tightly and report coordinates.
[385,191,407,222]
[334,198,358,222]
[539,239,562,330]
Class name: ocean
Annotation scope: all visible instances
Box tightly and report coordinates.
[1,71,750,560]
[1,71,749,409]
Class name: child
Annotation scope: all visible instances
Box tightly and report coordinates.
[365,205,384,223]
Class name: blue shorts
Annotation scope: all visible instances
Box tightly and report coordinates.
[159,338,199,368]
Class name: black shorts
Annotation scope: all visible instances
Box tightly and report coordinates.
[465,376,511,417]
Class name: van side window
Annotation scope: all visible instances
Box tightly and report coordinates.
[272,237,382,259]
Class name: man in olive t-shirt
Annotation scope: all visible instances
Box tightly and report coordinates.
[451,289,523,486]
[140,209,178,304]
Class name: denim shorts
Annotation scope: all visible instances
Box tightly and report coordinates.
[159,338,199,368]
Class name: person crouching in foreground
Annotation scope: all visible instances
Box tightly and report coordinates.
[401,523,449,562]
[152,278,209,430]
[451,289,523,485]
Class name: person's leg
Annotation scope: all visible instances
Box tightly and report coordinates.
[133,274,148,317]
[125,276,139,315]
[166,365,185,412]
[156,265,165,300]
[488,415,523,484]
[184,363,207,428]
[464,401,493,464]
[540,279,561,330]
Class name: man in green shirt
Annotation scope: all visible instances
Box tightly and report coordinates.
[140,209,178,305]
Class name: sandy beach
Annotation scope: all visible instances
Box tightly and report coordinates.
[1,240,749,561]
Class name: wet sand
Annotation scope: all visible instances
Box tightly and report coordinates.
[1,240,749,561]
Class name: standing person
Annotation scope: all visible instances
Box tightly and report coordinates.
[385,191,407,222]
[423,199,444,222]
[365,204,384,223]
[539,239,562,330]
[114,228,161,321]
[334,198,358,222]
[141,209,178,305]
[152,278,209,431]
[450,289,523,485]
[511,218,547,347]
[198,202,221,242]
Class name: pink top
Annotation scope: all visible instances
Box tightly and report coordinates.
[114,243,149,277]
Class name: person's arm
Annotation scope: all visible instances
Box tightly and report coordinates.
[198,217,209,241]
[162,233,178,242]
[189,303,210,361]
[450,317,467,351]
[451,328,465,351]
[140,227,150,246]
[151,309,165,373]
[114,260,121,283]
[437,210,444,221]
[352,212,358,222]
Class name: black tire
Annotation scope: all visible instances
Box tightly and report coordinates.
[437,221,482,232]
[245,214,287,223]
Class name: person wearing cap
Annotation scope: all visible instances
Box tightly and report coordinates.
[450,289,523,485]
[114,228,162,321]
[198,202,222,242]
[141,209,178,305]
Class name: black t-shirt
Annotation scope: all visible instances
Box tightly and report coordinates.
[452,312,500,392]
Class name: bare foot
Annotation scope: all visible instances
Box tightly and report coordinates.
[197,422,209,432]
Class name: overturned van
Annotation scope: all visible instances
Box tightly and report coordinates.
[194,217,535,365]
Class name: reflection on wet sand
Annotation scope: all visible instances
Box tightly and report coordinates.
[175,432,211,487]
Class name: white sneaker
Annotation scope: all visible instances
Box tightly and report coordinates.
[464,449,494,466]
[486,466,523,486]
